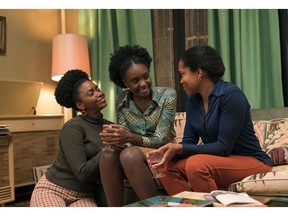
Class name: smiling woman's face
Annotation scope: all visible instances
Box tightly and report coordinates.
[122,63,152,98]
[76,80,107,113]
[178,59,201,96]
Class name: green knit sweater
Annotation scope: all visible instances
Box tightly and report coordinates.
[46,115,113,193]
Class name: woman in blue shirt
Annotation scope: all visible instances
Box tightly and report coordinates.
[100,45,176,206]
[147,45,272,195]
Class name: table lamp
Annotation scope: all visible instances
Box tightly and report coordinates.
[51,33,91,81]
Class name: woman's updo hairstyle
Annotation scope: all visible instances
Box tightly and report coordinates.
[54,69,89,111]
[109,44,152,88]
[181,45,225,83]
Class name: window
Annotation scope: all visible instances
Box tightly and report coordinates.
[152,9,208,111]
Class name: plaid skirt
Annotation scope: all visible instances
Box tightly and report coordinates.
[30,174,97,207]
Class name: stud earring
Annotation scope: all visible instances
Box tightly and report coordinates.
[81,109,86,116]
[198,77,202,80]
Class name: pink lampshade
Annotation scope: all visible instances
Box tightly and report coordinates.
[51,33,91,81]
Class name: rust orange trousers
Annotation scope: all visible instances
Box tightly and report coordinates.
[159,154,272,195]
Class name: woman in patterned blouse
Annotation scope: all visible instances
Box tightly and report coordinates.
[99,45,177,206]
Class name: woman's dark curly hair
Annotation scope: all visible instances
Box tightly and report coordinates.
[108,45,152,88]
[54,69,89,111]
[180,45,225,83]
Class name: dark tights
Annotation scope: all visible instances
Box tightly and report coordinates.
[100,146,158,206]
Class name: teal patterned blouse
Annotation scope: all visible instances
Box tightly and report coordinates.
[116,87,177,148]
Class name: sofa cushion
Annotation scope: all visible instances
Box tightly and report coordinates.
[272,165,288,172]
[253,118,288,165]
[226,171,288,196]
[174,112,186,143]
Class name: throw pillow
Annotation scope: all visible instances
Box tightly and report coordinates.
[226,171,288,196]
[253,118,288,165]
[174,112,186,143]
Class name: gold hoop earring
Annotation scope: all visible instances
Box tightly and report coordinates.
[81,109,86,116]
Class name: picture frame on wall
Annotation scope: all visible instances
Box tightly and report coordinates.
[0,16,6,54]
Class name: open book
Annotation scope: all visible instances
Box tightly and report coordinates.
[206,190,268,207]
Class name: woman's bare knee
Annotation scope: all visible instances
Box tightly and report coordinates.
[120,146,145,166]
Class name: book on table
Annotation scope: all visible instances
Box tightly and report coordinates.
[205,190,268,207]
[125,195,213,207]
[173,190,271,207]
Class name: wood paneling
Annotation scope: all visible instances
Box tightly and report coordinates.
[152,9,208,111]
[152,10,175,88]
[13,131,60,187]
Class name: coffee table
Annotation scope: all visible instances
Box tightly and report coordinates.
[173,191,288,207]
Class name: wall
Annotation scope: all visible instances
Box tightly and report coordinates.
[0,9,78,116]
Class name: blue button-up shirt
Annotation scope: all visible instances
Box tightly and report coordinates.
[181,80,272,166]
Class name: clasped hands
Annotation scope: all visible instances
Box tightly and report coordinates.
[100,124,130,146]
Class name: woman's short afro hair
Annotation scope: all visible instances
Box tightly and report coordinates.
[54,69,89,110]
[181,45,225,83]
[108,44,152,88]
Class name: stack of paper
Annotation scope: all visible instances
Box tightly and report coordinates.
[0,125,11,136]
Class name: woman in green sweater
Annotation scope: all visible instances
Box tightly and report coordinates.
[30,70,112,207]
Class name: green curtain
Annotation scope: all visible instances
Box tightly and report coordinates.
[78,9,154,122]
[208,9,284,109]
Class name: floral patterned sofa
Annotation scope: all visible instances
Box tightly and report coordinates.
[174,107,288,197]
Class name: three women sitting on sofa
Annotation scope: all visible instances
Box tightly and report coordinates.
[30,44,272,207]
